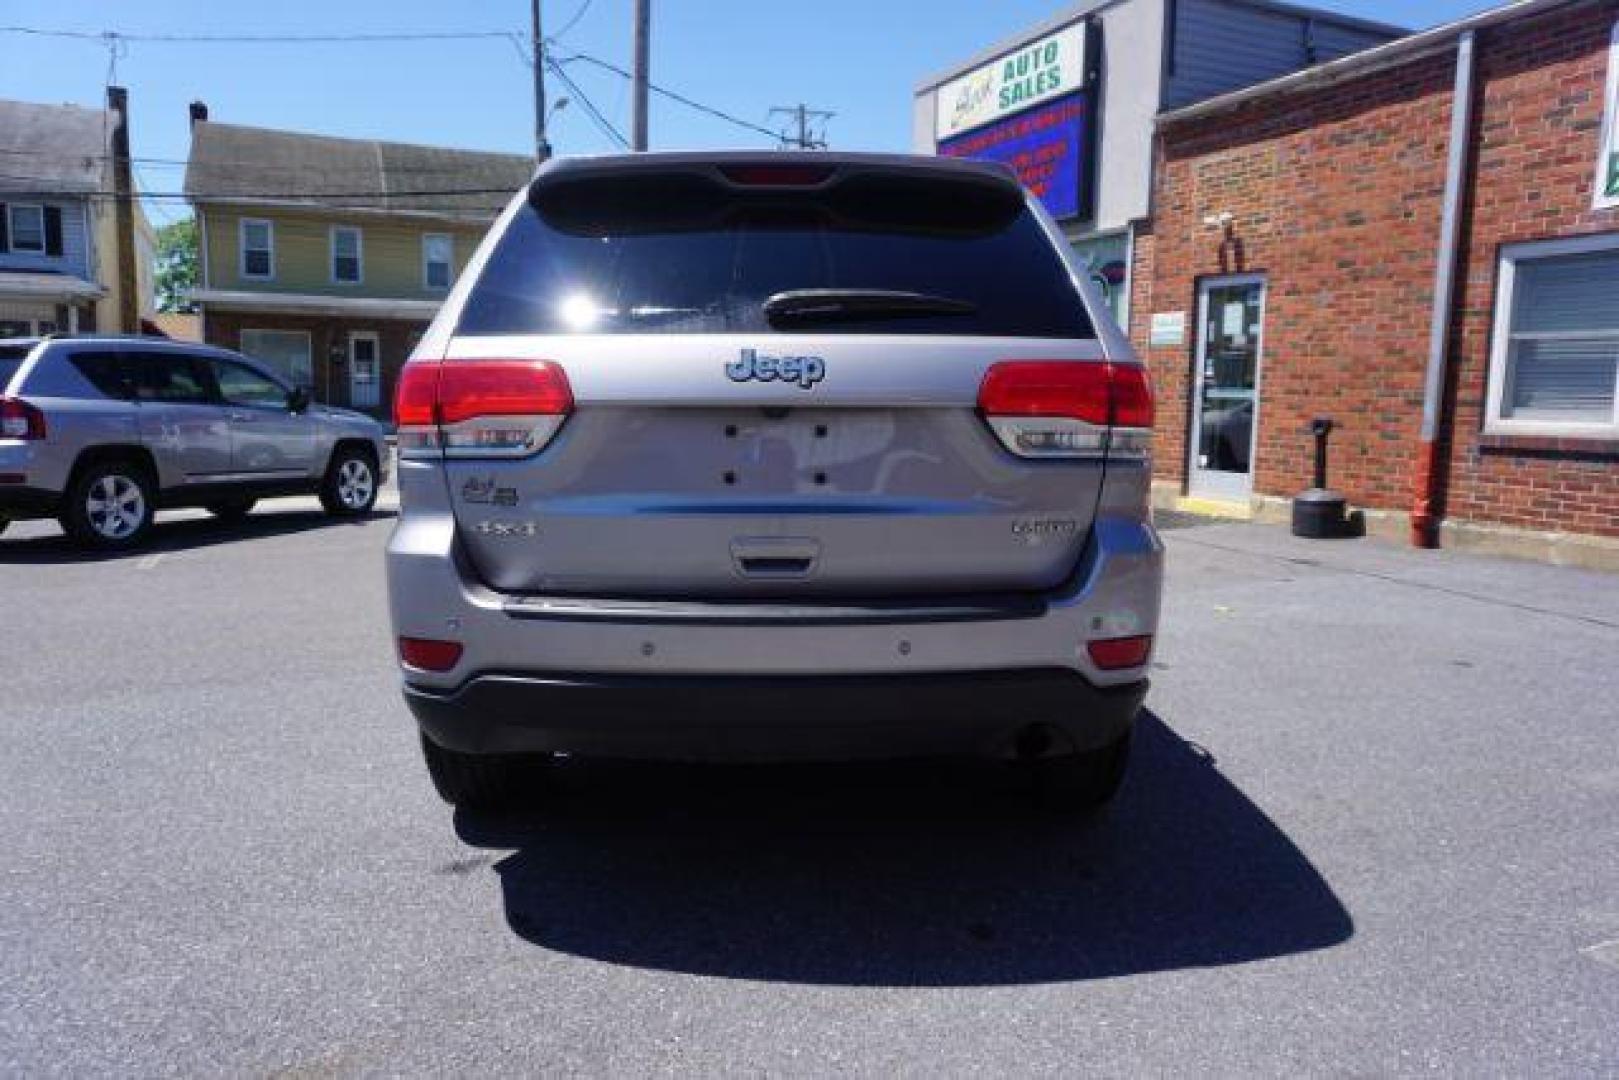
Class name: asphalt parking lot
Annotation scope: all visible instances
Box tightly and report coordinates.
[1,498,1615,1075]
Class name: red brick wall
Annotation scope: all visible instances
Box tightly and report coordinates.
[202,310,426,422]
[1442,2,1619,537]
[1132,53,1457,507]
[1134,0,1619,540]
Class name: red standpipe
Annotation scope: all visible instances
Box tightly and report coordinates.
[1409,438,1442,549]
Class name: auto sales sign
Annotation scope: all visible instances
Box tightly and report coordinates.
[940,94,1090,221]
[934,22,1088,142]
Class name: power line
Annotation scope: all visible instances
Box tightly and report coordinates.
[0,148,523,174]
[544,59,630,150]
[550,0,594,42]
[555,50,783,144]
[0,25,520,44]
[0,172,519,202]
[5,22,791,152]
[769,104,835,150]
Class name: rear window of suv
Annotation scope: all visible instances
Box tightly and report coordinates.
[457,169,1095,339]
[0,344,32,390]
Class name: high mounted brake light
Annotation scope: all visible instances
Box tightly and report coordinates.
[717,163,837,187]
[394,360,573,459]
[977,361,1153,460]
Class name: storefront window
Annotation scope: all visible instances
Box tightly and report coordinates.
[1487,233,1619,436]
[1070,232,1129,330]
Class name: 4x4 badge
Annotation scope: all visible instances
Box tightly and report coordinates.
[472,521,540,538]
[726,347,826,390]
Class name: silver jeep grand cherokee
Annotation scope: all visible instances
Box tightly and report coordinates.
[0,336,387,549]
[388,152,1162,810]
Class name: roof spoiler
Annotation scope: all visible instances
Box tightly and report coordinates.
[526,152,1026,237]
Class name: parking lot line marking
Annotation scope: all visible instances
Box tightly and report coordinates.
[1175,534,1619,632]
[1583,939,1619,969]
[136,554,165,571]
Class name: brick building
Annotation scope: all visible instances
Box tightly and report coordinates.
[1131,0,1619,566]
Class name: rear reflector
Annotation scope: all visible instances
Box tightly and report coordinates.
[978,361,1153,459]
[398,637,464,673]
[1087,635,1154,671]
[394,359,573,459]
[0,397,47,440]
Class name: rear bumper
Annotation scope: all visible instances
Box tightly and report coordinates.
[407,668,1147,762]
[0,484,59,519]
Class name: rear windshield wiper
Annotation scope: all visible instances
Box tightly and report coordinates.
[763,289,978,327]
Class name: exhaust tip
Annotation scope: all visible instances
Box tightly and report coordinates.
[1013,723,1069,761]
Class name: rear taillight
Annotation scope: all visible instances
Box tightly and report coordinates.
[398,636,463,673]
[394,359,573,459]
[0,398,46,441]
[1087,634,1154,671]
[977,361,1153,459]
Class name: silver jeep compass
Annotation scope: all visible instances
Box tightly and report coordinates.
[387,152,1162,810]
[0,336,388,550]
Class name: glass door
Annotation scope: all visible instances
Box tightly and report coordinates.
[1189,276,1265,500]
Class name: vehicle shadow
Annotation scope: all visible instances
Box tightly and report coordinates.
[0,507,394,564]
[453,711,1353,986]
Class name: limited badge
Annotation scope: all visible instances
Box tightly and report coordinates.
[1011,518,1079,543]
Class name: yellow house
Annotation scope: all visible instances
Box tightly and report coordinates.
[184,105,532,417]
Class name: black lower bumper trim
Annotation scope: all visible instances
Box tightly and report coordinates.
[405,668,1147,763]
[0,485,60,519]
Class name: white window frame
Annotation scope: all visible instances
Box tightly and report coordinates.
[1594,20,1619,211]
[1486,231,1619,439]
[330,225,364,286]
[239,218,275,281]
[422,233,453,291]
[8,203,46,253]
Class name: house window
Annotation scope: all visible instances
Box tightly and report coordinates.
[240,219,274,280]
[1487,232,1619,437]
[8,204,45,253]
[240,329,313,390]
[331,226,363,285]
[423,233,453,290]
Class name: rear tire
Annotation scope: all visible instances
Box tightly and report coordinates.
[320,445,378,516]
[420,735,551,811]
[60,459,155,551]
[205,498,257,521]
[1029,729,1132,813]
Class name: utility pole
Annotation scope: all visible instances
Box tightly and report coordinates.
[532,0,552,162]
[769,104,834,150]
[107,86,138,334]
[631,0,650,150]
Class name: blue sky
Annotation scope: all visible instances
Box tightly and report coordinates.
[4,0,1495,226]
